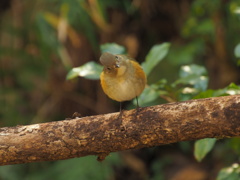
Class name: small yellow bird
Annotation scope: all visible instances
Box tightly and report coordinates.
[100,52,147,110]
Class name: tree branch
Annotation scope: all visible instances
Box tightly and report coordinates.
[1,95,240,166]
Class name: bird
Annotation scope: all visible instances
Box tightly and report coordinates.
[100,52,147,111]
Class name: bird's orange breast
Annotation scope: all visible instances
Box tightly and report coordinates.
[100,60,146,102]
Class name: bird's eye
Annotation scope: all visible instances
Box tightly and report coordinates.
[107,67,111,70]
[115,56,119,60]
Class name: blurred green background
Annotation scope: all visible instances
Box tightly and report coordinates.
[1,0,240,179]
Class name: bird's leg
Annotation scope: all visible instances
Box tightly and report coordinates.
[117,102,125,122]
[118,101,124,117]
[135,96,142,113]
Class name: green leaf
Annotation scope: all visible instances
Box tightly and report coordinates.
[66,61,102,80]
[226,83,240,95]
[194,138,217,162]
[217,163,240,180]
[100,43,126,54]
[176,74,208,91]
[134,86,160,106]
[234,43,240,58]
[134,79,168,106]
[24,154,122,180]
[194,19,214,36]
[194,83,240,99]
[174,64,208,91]
[142,43,170,76]
[36,14,60,48]
[179,64,207,77]
[194,89,224,99]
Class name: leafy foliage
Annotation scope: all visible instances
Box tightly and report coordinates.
[194,138,217,162]
[66,61,102,80]
[66,43,127,80]
[100,43,127,54]
[0,154,121,180]
[234,43,240,58]
[142,43,170,76]
[217,163,240,180]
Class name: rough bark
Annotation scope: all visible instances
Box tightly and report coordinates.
[1,95,240,166]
